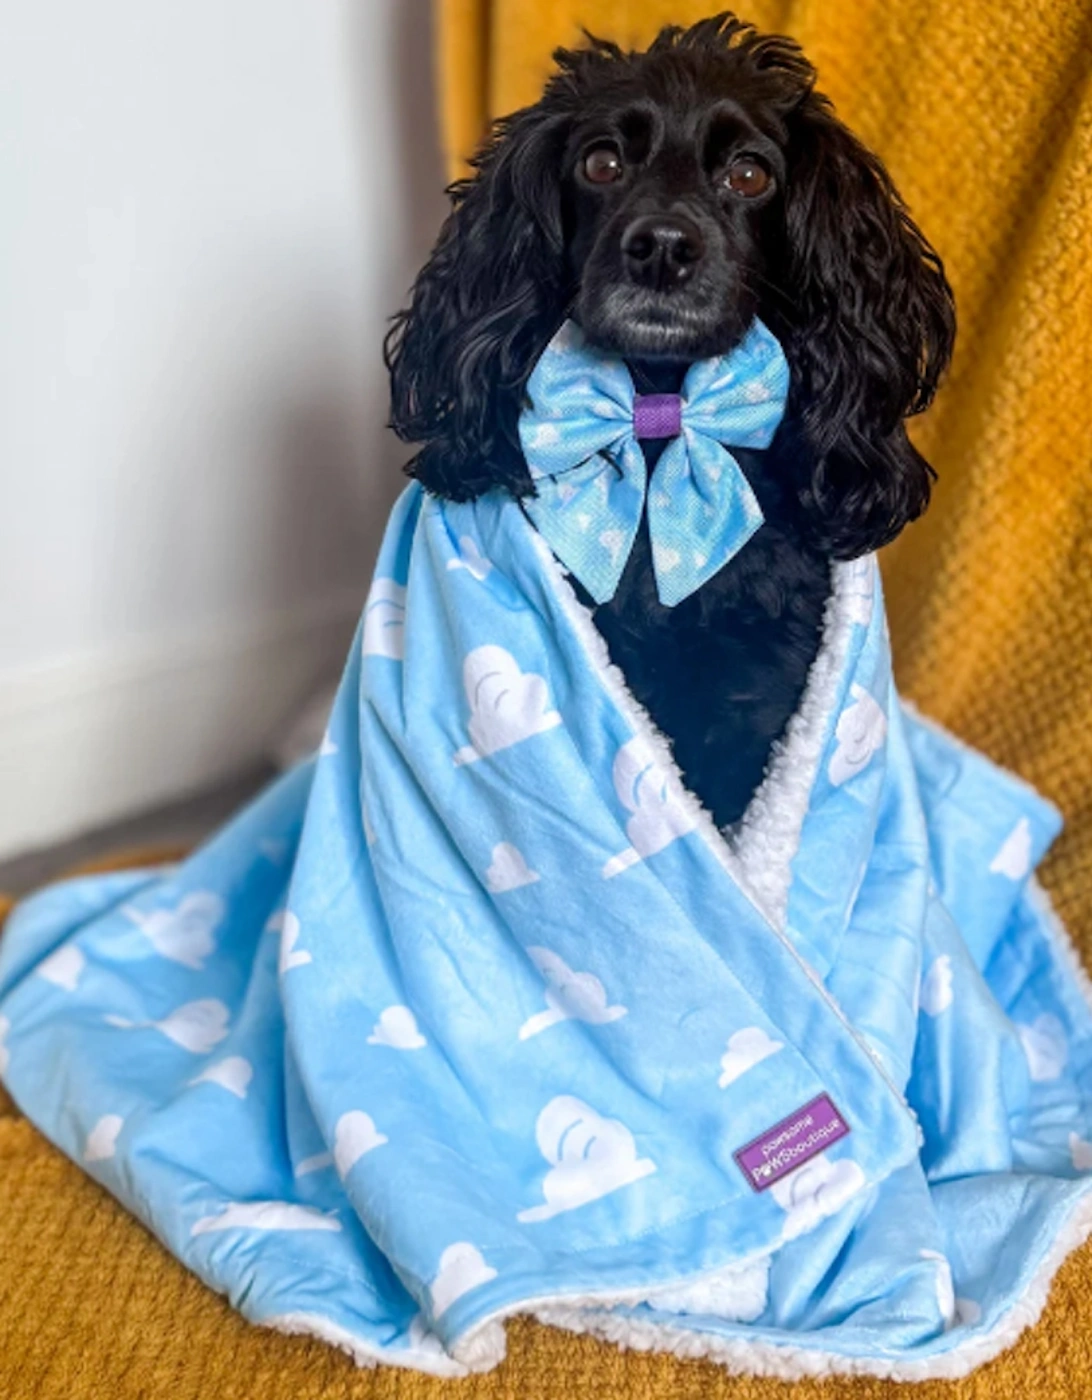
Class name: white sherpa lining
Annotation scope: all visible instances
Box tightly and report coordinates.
[525,1183,1092,1385]
[266,1170,1092,1385]
[263,1310,500,1378]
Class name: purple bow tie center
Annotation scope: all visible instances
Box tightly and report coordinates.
[633,392,683,440]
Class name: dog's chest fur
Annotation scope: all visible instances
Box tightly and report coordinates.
[575,408,831,830]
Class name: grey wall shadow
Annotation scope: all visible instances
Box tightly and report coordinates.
[247,0,452,737]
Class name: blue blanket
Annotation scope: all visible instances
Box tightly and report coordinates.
[2,482,1091,1381]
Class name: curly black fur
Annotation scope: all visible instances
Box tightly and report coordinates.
[385,13,955,827]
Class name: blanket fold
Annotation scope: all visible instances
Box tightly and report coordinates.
[1,482,1089,1381]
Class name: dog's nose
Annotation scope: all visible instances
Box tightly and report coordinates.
[622,214,705,290]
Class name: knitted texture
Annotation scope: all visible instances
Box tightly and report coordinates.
[2,1,1090,1392]
[6,1049,1092,1399]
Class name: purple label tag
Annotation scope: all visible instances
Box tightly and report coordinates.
[733,1094,850,1193]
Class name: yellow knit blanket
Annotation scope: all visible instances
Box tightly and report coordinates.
[2,2,1090,1394]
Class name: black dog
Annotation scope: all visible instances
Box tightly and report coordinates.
[385,14,955,829]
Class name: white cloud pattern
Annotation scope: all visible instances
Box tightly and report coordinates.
[123,891,224,970]
[989,817,1032,880]
[652,543,681,575]
[446,534,492,581]
[158,999,230,1053]
[188,1056,253,1099]
[828,684,887,786]
[603,736,697,878]
[84,1113,124,1162]
[367,1006,427,1050]
[1017,1012,1068,1081]
[485,842,540,894]
[0,1015,9,1073]
[518,946,627,1041]
[334,1110,388,1177]
[771,1152,867,1240]
[599,528,626,566]
[106,998,230,1055]
[293,1151,333,1177]
[919,955,954,1017]
[362,579,407,660]
[526,421,561,450]
[191,1202,341,1236]
[429,1242,498,1318]
[718,1026,784,1088]
[37,944,86,992]
[453,646,561,766]
[279,913,312,975]
[517,1095,655,1222]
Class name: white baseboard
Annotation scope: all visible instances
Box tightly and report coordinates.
[0,592,363,861]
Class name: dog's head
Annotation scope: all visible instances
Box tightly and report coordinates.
[386,13,955,556]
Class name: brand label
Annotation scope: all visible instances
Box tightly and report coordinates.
[733,1094,850,1192]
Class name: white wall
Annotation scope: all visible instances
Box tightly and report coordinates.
[0,0,448,856]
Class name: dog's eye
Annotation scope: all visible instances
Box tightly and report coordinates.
[724,156,772,198]
[583,146,624,184]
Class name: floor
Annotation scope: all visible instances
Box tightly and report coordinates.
[0,765,276,899]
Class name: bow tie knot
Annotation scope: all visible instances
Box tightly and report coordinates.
[518,318,790,607]
[633,393,683,440]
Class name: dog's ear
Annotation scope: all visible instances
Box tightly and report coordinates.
[775,95,956,556]
[384,104,571,500]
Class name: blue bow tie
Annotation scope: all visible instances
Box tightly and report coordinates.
[518,317,790,607]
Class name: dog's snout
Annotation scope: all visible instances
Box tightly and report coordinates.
[621,214,705,291]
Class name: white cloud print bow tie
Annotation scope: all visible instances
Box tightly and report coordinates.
[518,317,790,607]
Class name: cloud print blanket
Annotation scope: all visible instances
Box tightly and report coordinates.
[3,483,1092,1382]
